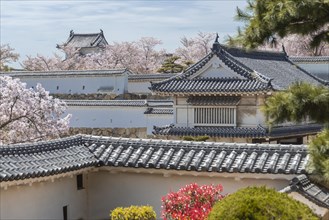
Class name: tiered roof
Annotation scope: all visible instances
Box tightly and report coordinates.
[150,37,328,95]
[1,135,309,182]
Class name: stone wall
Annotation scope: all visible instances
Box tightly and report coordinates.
[69,127,147,138]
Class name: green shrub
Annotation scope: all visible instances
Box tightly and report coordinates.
[110,205,156,220]
[182,136,209,142]
[207,186,319,220]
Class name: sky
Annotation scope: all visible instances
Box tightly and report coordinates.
[1,0,248,68]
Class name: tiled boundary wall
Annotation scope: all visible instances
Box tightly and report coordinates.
[69,127,147,139]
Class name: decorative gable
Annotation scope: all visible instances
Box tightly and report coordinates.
[191,56,244,79]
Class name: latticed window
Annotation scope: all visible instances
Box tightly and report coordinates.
[194,107,236,126]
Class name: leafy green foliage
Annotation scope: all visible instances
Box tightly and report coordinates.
[182,136,209,142]
[263,82,329,126]
[228,0,329,49]
[157,56,185,73]
[208,186,318,220]
[308,129,329,185]
[110,205,156,220]
[262,83,329,184]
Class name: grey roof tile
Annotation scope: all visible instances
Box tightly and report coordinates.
[281,174,329,208]
[66,100,173,108]
[153,124,323,139]
[289,56,329,64]
[144,108,173,115]
[150,78,271,95]
[150,43,328,94]
[153,124,267,138]
[66,100,147,107]
[0,135,310,182]
[4,69,132,77]
[59,30,109,48]
[128,74,177,81]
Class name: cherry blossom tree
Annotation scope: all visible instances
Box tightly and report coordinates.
[0,44,20,71]
[22,37,166,73]
[175,32,215,64]
[0,76,71,145]
[256,33,329,56]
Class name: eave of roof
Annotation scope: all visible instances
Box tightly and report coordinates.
[150,78,272,96]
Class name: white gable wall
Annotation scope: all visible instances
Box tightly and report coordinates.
[193,56,244,79]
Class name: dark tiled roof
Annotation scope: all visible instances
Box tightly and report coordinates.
[144,108,173,115]
[66,100,173,108]
[128,74,177,81]
[81,135,309,174]
[5,69,132,77]
[153,124,323,139]
[269,124,324,138]
[153,124,267,138]
[66,100,147,107]
[289,56,329,64]
[150,78,271,95]
[281,174,329,208]
[0,135,309,182]
[0,136,97,182]
[59,30,108,48]
[187,96,241,106]
[150,43,328,94]
[222,46,328,89]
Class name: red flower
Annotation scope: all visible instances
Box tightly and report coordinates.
[161,183,224,220]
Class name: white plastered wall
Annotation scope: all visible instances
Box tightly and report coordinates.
[87,169,292,220]
[17,75,127,95]
[0,175,88,220]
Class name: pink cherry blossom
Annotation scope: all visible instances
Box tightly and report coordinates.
[0,76,71,145]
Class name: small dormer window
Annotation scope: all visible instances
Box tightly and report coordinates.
[82,85,85,90]
[56,86,59,90]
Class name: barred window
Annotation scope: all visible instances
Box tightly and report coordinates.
[194,107,236,126]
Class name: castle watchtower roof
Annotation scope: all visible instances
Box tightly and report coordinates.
[57,29,109,49]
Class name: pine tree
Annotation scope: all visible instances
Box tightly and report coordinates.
[263,82,329,184]
[228,0,329,50]
[157,56,185,73]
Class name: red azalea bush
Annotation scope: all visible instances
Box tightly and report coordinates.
[161,183,224,220]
